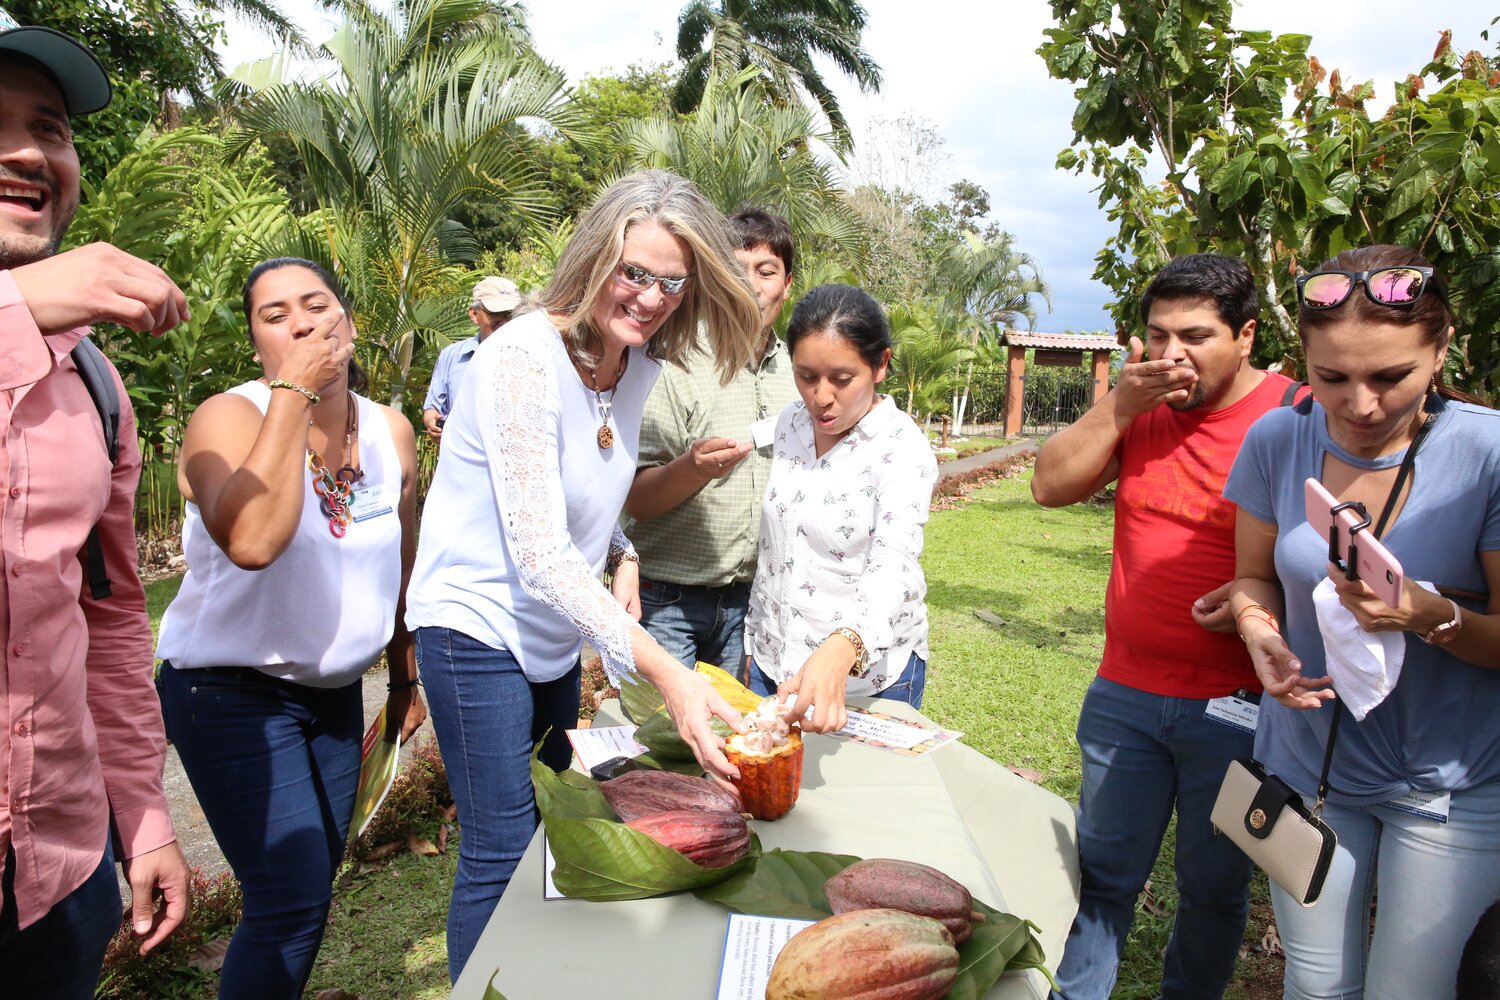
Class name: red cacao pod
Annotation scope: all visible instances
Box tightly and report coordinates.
[624,809,750,869]
[600,769,741,822]
[824,858,981,944]
[767,908,959,1000]
[724,729,803,820]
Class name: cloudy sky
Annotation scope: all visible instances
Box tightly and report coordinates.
[218,1,1494,333]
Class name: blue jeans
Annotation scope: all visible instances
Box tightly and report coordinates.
[746,651,928,708]
[638,578,749,671]
[1053,676,1256,1000]
[0,840,120,999]
[158,663,362,1000]
[413,627,579,984]
[1271,779,1500,1000]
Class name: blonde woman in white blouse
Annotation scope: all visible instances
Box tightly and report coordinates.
[745,284,938,733]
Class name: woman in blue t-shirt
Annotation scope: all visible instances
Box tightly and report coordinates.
[1225,245,1500,1000]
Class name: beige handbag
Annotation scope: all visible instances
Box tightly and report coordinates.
[1211,757,1337,906]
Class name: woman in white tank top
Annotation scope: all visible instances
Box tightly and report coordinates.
[154,259,424,1000]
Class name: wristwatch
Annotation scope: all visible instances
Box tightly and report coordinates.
[832,627,870,677]
[1419,598,1463,645]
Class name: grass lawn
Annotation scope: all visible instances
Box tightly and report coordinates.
[130,466,1279,998]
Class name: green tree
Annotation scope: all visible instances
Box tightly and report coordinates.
[672,0,882,146]
[625,68,868,272]
[1040,2,1500,399]
[885,299,974,421]
[227,0,587,409]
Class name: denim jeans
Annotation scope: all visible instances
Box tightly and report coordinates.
[1053,676,1256,1000]
[0,839,120,999]
[413,626,579,984]
[746,651,927,708]
[1271,778,1500,1000]
[638,578,749,671]
[158,662,362,1000]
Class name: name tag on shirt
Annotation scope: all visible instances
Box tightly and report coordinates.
[751,415,777,449]
[1384,789,1451,823]
[349,482,398,522]
[1205,695,1259,733]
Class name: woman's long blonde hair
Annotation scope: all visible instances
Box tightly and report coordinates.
[535,170,761,385]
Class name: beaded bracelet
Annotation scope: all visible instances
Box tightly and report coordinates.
[268,379,321,405]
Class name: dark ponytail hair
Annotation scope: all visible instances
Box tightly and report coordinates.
[786,284,891,369]
[243,257,369,395]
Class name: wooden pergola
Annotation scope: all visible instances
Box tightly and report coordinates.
[1000,331,1123,437]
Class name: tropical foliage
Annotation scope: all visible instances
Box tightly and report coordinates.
[1040,1,1500,399]
[672,0,882,146]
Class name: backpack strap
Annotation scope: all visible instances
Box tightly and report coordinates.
[1279,379,1308,408]
[70,337,121,600]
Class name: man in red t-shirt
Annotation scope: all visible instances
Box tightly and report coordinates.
[1034,255,1295,1000]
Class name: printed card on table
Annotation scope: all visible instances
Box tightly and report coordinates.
[826,708,962,757]
[565,724,648,773]
[714,913,816,1000]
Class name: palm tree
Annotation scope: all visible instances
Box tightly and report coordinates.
[933,230,1052,433]
[885,299,974,422]
[226,0,586,407]
[625,68,869,274]
[673,0,882,147]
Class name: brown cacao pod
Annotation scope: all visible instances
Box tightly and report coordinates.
[624,809,750,869]
[724,729,803,820]
[766,908,959,1000]
[824,858,981,944]
[600,769,742,822]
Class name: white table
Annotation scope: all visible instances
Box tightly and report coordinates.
[454,698,1080,999]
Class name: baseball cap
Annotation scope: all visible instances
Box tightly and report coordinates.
[0,7,112,116]
[471,276,523,312]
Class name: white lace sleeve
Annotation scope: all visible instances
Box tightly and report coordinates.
[608,525,637,566]
[484,342,642,684]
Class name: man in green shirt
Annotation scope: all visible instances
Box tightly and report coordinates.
[623,208,798,674]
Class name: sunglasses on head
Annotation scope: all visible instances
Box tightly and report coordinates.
[615,262,691,296]
[1296,266,1446,311]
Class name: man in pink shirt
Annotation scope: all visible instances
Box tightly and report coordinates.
[0,11,192,996]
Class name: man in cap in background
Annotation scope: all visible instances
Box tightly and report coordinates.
[0,9,191,995]
[421,275,523,443]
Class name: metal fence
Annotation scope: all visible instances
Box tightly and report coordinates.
[1019,366,1097,436]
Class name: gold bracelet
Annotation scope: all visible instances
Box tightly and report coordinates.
[268,379,320,405]
[831,627,869,678]
[607,549,639,573]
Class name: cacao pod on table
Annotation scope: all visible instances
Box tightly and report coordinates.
[767,908,960,1000]
[600,769,742,822]
[624,809,750,869]
[724,728,803,820]
[824,858,984,945]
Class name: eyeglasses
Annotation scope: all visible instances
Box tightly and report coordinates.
[1296,266,1446,311]
[614,262,691,296]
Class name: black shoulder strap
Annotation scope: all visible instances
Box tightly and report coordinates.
[70,337,121,600]
[1280,379,1309,409]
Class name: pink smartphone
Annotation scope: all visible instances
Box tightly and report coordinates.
[1304,478,1404,607]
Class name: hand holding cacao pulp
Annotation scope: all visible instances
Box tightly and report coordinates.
[766,908,960,1000]
[600,768,742,821]
[724,696,804,820]
[624,809,751,869]
[824,858,986,945]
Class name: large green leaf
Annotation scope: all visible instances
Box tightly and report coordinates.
[532,751,755,900]
[618,673,665,723]
[948,902,1056,997]
[482,971,508,999]
[694,848,860,919]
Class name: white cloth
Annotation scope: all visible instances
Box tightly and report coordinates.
[1313,577,1439,721]
[405,310,657,684]
[156,384,404,688]
[746,396,937,694]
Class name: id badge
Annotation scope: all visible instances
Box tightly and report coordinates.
[349,482,397,522]
[1384,789,1450,823]
[751,414,777,449]
[1205,693,1259,733]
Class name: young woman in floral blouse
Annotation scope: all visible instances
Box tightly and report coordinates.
[745,284,938,732]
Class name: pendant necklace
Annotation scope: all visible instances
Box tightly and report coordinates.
[590,353,629,450]
[308,392,364,538]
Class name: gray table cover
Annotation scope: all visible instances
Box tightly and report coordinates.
[453,698,1080,999]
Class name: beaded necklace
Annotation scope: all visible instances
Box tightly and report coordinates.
[589,353,629,450]
[308,392,363,538]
